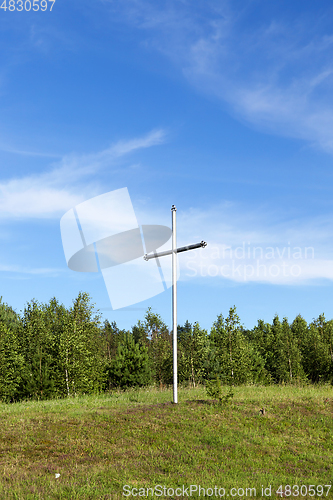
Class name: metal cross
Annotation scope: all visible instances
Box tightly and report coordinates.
[144,205,207,403]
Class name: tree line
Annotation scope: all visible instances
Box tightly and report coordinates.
[0,292,332,402]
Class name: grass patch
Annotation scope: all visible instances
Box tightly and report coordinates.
[0,385,332,499]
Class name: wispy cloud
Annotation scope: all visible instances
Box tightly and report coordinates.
[109,129,166,156]
[106,0,333,152]
[0,129,166,219]
[0,264,65,277]
[35,128,166,185]
[0,145,62,158]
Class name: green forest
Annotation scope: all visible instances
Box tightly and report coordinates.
[0,291,332,403]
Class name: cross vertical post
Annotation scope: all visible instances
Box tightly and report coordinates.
[143,207,207,405]
[171,205,177,404]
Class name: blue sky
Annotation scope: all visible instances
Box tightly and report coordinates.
[2,0,333,331]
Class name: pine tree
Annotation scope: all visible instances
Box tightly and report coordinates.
[132,319,149,348]
[101,320,126,390]
[109,333,151,388]
[19,346,55,400]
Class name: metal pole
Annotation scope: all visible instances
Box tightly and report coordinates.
[171,205,177,404]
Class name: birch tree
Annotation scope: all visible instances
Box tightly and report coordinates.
[178,321,209,386]
[210,306,253,385]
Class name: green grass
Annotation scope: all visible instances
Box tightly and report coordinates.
[0,384,332,499]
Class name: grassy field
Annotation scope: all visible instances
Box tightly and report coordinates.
[0,384,332,499]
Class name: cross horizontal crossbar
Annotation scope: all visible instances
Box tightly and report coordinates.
[143,240,207,261]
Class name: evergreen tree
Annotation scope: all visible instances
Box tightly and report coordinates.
[132,319,149,348]
[109,333,151,388]
[19,346,55,400]
[101,320,126,390]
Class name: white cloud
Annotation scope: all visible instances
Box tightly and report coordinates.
[0,181,84,219]
[0,264,65,277]
[0,129,166,219]
[106,0,333,153]
[109,129,166,156]
[184,17,333,153]
[0,146,61,158]
[141,200,333,285]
